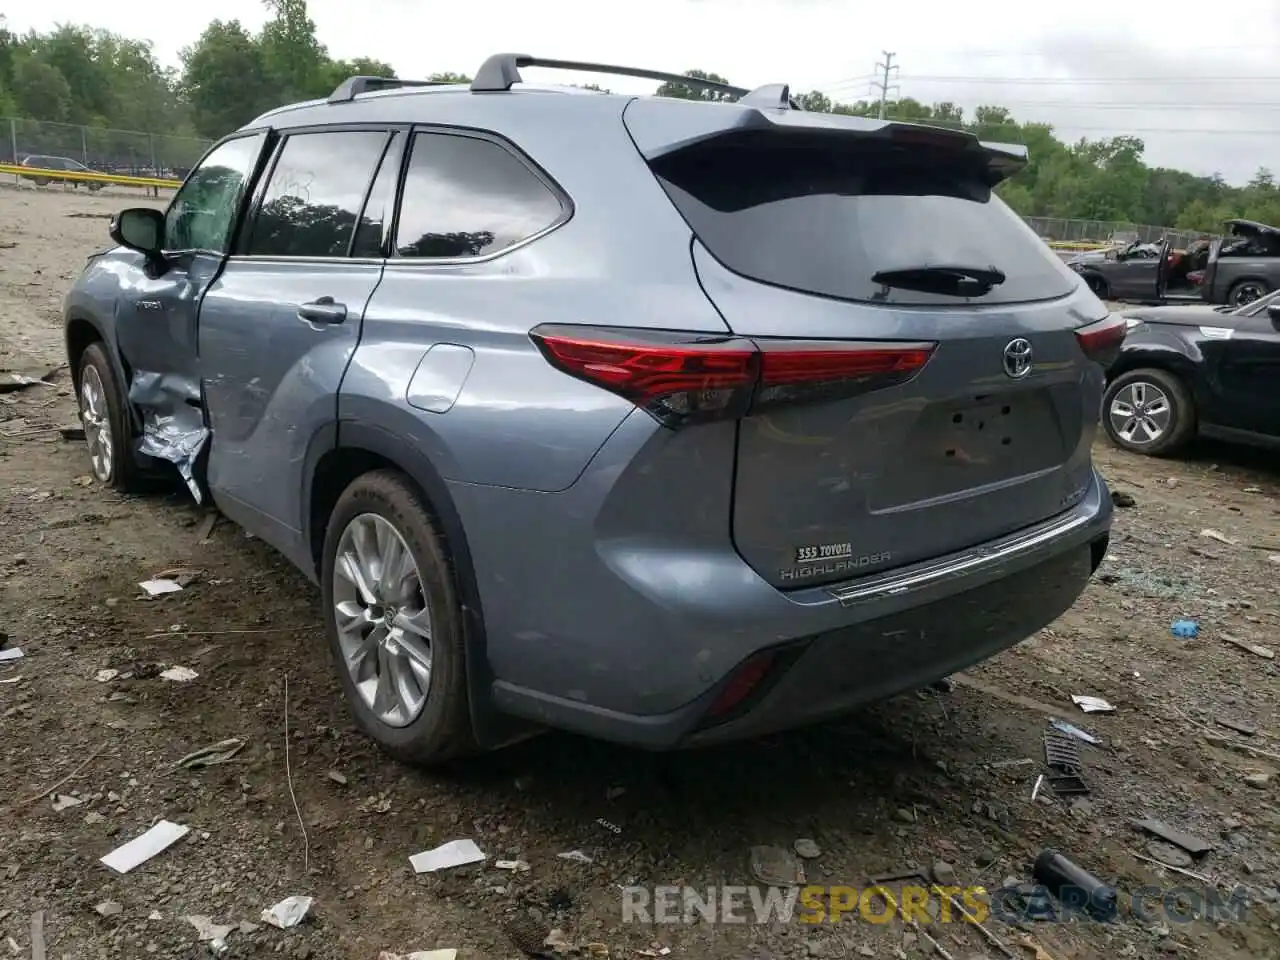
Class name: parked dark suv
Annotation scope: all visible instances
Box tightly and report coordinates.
[63,55,1118,763]
[18,154,105,191]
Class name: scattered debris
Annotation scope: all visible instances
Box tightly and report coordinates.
[1131,819,1214,858]
[0,370,56,393]
[1049,719,1101,746]
[138,578,184,597]
[94,901,122,918]
[326,770,348,785]
[931,860,957,885]
[636,949,671,958]
[184,915,235,942]
[378,951,458,960]
[410,838,486,873]
[100,820,190,874]
[1219,633,1274,659]
[1170,619,1199,639]
[1032,849,1117,922]
[1145,841,1193,869]
[0,675,20,684]
[596,818,622,834]
[1071,695,1115,714]
[1215,717,1258,737]
[1200,528,1237,546]
[159,666,198,682]
[151,566,203,587]
[261,895,313,929]
[1243,773,1271,789]
[1129,850,1215,883]
[30,910,46,960]
[1109,490,1136,508]
[557,850,593,864]
[749,845,804,887]
[58,426,85,441]
[989,758,1035,769]
[0,647,24,663]
[93,669,119,682]
[195,512,219,542]
[175,738,245,769]
[51,793,84,812]
[496,859,531,872]
[793,838,822,859]
[1031,775,1045,801]
[503,913,552,957]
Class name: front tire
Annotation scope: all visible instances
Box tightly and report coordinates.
[1102,368,1195,457]
[77,342,145,491]
[321,470,477,765]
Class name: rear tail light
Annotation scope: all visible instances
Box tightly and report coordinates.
[705,652,776,720]
[530,325,936,428]
[1074,315,1128,367]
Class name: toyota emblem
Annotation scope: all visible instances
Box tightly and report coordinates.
[1002,338,1033,379]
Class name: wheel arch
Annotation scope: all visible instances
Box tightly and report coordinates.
[304,418,532,750]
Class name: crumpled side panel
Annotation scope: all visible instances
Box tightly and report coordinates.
[128,370,208,504]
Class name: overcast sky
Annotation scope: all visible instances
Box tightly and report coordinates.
[8,0,1279,184]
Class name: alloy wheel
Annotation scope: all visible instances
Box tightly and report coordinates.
[331,513,434,727]
[1108,380,1172,446]
[79,366,114,482]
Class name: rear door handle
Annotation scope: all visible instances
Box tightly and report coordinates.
[297,296,347,325]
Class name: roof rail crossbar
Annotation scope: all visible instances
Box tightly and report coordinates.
[328,76,452,103]
[470,54,753,98]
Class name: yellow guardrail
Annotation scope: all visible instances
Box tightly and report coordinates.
[1045,240,1111,251]
[0,162,181,190]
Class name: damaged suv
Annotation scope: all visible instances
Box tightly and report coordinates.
[65,55,1119,764]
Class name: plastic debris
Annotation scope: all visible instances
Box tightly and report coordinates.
[175,738,245,769]
[1033,849,1117,921]
[1220,633,1274,659]
[637,949,672,957]
[94,669,120,682]
[378,952,458,960]
[100,820,190,874]
[159,666,198,682]
[139,578,184,597]
[496,860,531,872]
[51,794,84,812]
[1200,528,1238,545]
[749,845,804,887]
[1049,718,1101,746]
[261,895,313,929]
[409,838,485,873]
[94,901,123,917]
[184,915,235,942]
[1071,695,1115,713]
[557,850,593,864]
[1170,619,1199,639]
[0,647,24,663]
[793,838,822,859]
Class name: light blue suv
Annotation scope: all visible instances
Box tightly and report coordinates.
[64,55,1120,763]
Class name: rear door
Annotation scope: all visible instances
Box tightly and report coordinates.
[199,126,398,547]
[1206,300,1280,434]
[627,106,1104,588]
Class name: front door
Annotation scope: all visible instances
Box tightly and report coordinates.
[199,127,400,560]
[1204,305,1280,435]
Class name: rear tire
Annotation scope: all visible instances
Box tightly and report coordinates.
[1102,367,1195,457]
[321,470,478,765]
[1227,279,1268,307]
[77,342,146,491]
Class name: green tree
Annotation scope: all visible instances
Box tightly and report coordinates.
[655,69,735,101]
[12,55,72,121]
[180,20,273,138]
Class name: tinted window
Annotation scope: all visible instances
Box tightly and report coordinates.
[394,132,564,259]
[651,131,1078,306]
[247,131,387,258]
[165,135,265,253]
[351,133,400,258]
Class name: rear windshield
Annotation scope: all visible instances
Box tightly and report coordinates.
[650,131,1077,306]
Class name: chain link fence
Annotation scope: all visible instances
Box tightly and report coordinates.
[1,118,211,180]
[1023,216,1208,249]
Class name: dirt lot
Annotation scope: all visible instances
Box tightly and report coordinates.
[2,185,1279,960]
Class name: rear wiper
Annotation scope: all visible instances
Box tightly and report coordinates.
[871,264,1007,297]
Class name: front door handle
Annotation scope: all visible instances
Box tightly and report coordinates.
[297,296,347,325]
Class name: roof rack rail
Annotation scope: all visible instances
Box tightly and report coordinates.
[327,76,452,103]
[471,54,805,107]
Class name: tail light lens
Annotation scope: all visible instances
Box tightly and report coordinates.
[1074,315,1128,367]
[530,325,936,428]
[705,652,776,720]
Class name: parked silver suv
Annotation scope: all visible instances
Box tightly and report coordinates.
[64,55,1120,763]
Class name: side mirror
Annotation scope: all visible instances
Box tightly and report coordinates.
[109,207,164,257]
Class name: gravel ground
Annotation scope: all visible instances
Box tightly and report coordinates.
[2,186,1279,960]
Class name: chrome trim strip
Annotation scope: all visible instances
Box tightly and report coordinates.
[827,508,1094,606]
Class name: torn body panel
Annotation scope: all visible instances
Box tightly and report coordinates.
[127,370,208,503]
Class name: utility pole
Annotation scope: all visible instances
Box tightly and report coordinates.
[872,51,899,120]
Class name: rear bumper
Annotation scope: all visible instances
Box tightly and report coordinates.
[453,435,1113,749]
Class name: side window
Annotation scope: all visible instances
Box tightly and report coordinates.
[350,133,400,258]
[164,135,264,253]
[394,132,565,260]
[247,130,387,258]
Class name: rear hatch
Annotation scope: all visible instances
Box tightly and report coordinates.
[625,100,1106,589]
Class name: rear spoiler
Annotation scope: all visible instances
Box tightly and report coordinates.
[622,98,1028,184]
